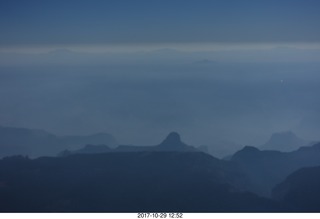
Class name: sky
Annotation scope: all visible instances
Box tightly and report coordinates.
[1,0,320,48]
[0,0,320,153]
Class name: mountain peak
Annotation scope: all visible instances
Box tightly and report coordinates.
[164,132,181,142]
[158,132,186,148]
[260,131,308,152]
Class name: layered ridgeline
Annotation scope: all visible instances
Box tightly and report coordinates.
[1,128,320,212]
[231,142,320,197]
[0,132,280,212]
[59,132,197,156]
[0,126,117,158]
[0,153,279,212]
[272,165,320,212]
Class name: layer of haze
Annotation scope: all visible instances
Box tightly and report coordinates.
[1,47,320,146]
[0,0,320,147]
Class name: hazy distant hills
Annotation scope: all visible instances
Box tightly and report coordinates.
[0,151,280,212]
[260,131,309,152]
[272,165,320,212]
[231,142,320,197]
[0,126,117,158]
[61,132,198,156]
[198,131,309,159]
[60,133,117,150]
[117,132,198,152]
[59,144,112,156]
[2,126,320,212]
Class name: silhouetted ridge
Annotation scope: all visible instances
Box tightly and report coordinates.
[159,132,183,147]
[240,146,260,153]
[156,132,196,152]
[230,142,320,197]
[297,142,320,152]
[272,165,320,211]
[232,146,260,160]
[0,151,281,212]
[114,132,197,153]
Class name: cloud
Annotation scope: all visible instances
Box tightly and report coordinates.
[1,45,320,67]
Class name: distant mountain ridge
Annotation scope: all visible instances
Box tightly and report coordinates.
[0,126,117,158]
[260,131,309,152]
[231,142,320,197]
[116,132,192,152]
[61,132,198,156]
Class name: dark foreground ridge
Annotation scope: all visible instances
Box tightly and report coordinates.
[231,142,320,197]
[272,165,320,212]
[0,151,281,212]
[1,130,320,212]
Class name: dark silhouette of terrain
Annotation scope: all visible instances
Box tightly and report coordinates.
[0,126,117,158]
[1,128,320,212]
[116,132,197,152]
[272,165,320,212]
[0,152,280,212]
[62,132,198,156]
[58,144,112,156]
[231,142,320,197]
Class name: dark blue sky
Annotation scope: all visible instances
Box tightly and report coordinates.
[1,0,320,46]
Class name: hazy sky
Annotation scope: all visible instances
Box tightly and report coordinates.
[0,0,320,149]
[1,0,320,48]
